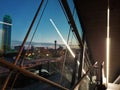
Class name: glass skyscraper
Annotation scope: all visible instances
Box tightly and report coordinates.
[0,30,3,52]
[2,15,12,53]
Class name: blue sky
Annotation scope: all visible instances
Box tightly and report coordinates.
[0,0,82,45]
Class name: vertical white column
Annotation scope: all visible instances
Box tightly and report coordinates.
[106,0,110,85]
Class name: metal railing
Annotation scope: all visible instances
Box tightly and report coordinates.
[71,62,98,90]
[0,58,69,90]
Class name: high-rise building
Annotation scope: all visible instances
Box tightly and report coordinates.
[0,30,3,52]
[2,15,12,53]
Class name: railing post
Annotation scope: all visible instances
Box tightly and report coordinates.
[71,62,97,90]
[71,53,79,87]
[78,34,85,79]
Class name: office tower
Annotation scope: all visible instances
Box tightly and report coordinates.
[0,30,3,52]
[2,15,12,53]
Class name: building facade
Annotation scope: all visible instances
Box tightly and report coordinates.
[0,30,3,52]
[2,15,12,53]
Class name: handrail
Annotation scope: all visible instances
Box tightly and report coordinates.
[0,58,69,90]
[71,62,98,90]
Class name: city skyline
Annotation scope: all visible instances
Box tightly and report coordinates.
[0,0,81,45]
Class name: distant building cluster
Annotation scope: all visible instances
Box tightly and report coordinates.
[0,14,65,59]
[0,15,12,54]
[14,44,65,60]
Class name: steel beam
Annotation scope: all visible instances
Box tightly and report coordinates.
[0,58,69,90]
[60,0,85,82]
[2,0,44,89]
[60,0,83,47]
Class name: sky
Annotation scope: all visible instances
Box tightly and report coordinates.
[0,0,82,46]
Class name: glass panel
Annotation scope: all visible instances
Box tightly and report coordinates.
[78,76,90,90]
[0,0,93,90]
[67,0,83,39]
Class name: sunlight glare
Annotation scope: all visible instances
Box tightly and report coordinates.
[50,19,75,58]
[0,21,12,26]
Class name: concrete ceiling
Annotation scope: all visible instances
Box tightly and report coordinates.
[75,0,120,82]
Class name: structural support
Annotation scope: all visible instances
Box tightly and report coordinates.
[71,62,97,90]
[2,0,44,89]
[60,0,86,81]
[71,54,79,86]
[60,0,83,47]
[78,35,85,79]
[0,58,69,90]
